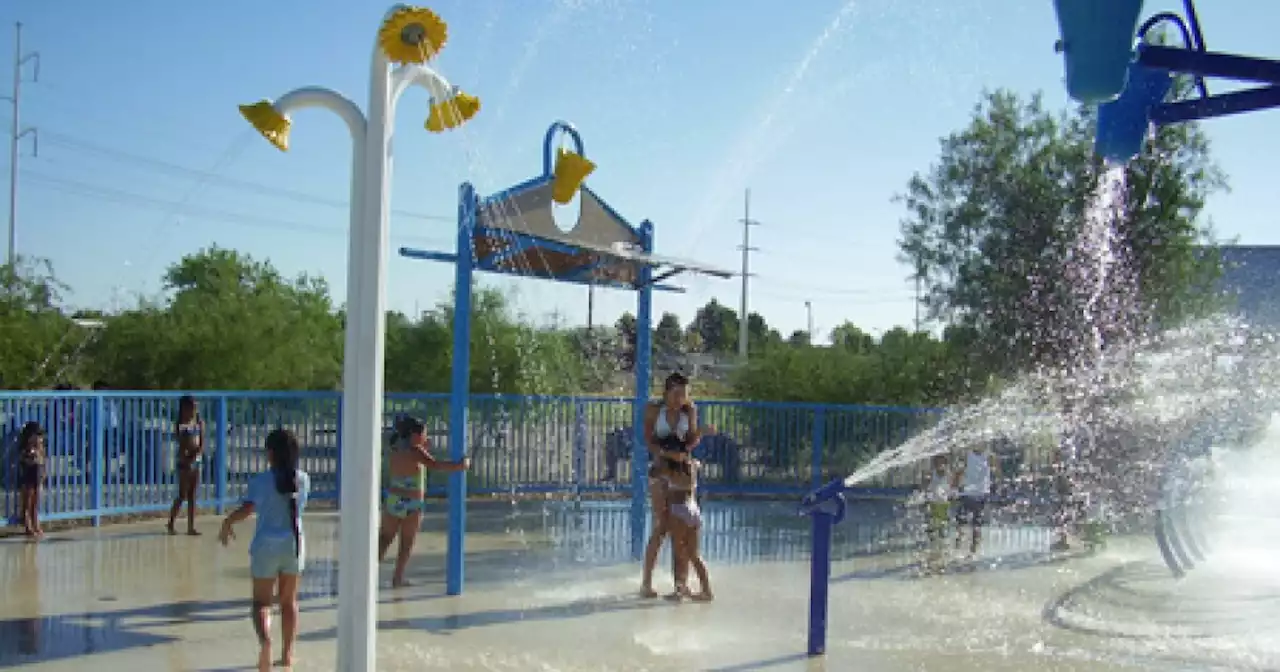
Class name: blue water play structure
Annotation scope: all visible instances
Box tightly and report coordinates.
[399,120,733,595]
[1056,0,1280,163]
[800,0,1280,657]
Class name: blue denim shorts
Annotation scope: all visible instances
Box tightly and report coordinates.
[250,545,305,579]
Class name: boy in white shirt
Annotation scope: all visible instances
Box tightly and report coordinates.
[952,444,1000,557]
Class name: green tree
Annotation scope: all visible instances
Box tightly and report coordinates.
[654,312,683,354]
[688,299,739,354]
[898,90,1224,375]
[746,311,781,353]
[616,312,637,371]
[90,247,343,389]
[829,321,874,354]
[0,258,89,387]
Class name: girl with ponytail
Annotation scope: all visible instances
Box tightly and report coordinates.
[219,428,310,671]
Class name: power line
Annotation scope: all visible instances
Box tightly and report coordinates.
[753,286,913,305]
[16,169,452,245]
[758,275,916,297]
[1,120,454,223]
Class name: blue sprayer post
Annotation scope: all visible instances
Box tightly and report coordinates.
[799,477,849,657]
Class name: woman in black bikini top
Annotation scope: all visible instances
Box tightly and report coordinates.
[16,422,46,538]
[167,395,205,536]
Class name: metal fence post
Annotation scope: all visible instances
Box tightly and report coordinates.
[573,399,587,499]
[335,396,344,502]
[215,396,229,513]
[91,395,105,526]
[811,407,826,491]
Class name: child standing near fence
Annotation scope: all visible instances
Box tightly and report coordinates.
[666,450,713,601]
[17,422,46,539]
[921,453,953,573]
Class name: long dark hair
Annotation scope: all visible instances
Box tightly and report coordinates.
[395,415,425,443]
[266,428,302,557]
[177,395,197,423]
[18,422,43,458]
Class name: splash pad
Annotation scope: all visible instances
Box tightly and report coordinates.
[799,0,1280,658]
[398,120,733,594]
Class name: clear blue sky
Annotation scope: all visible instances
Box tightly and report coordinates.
[1,0,1276,342]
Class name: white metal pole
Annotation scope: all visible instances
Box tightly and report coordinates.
[335,46,394,672]
[805,300,813,342]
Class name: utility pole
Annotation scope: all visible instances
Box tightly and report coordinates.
[914,276,921,333]
[805,300,813,343]
[6,23,39,270]
[913,259,925,333]
[737,189,760,361]
[587,285,594,330]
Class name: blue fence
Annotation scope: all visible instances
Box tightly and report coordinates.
[0,391,947,527]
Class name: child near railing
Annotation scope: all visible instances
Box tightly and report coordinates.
[666,448,713,602]
[17,422,46,538]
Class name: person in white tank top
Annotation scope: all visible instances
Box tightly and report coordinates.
[654,408,690,442]
[960,450,993,498]
[952,446,999,557]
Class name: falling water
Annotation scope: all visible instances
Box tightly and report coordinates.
[842,163,1267,529]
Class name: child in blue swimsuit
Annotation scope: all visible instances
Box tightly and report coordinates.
[219,428,309,672]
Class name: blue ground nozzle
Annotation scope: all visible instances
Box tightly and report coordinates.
[799,478,849,524]
[1054,0,1147,104]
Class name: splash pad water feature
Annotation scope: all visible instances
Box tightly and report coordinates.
[800,0,1280,658]
[398,119,734,594]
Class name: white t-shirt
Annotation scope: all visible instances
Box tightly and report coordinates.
[926,468,952,502]
[961,451,992,497]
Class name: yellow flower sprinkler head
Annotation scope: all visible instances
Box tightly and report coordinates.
[239,100,291,152]
[425,91,481,133]
[378,5,449,64]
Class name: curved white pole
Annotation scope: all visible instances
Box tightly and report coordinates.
[390,63,455,103]
[273,87,368,138]
[334,42,394,672]
[269,91,369,361]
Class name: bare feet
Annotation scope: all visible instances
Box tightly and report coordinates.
[166,524,177,536]
[639,586,658,599]
[665,586,694,602]
[690,592,714,602]
[258,645,273,672]
[187,529,202,536]
[390,577,411,589]
[277,654,294,668]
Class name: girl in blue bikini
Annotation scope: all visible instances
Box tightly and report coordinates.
[218,428,309,671]
[167,395,205,535]
[377,415,470,587]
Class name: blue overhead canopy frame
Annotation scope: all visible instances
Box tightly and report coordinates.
[399,120,733,596]
[1054,0,1280,163]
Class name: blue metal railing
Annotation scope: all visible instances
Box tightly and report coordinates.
[0,391,942,527]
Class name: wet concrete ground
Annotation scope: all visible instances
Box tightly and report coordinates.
[0,500,1275,671]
